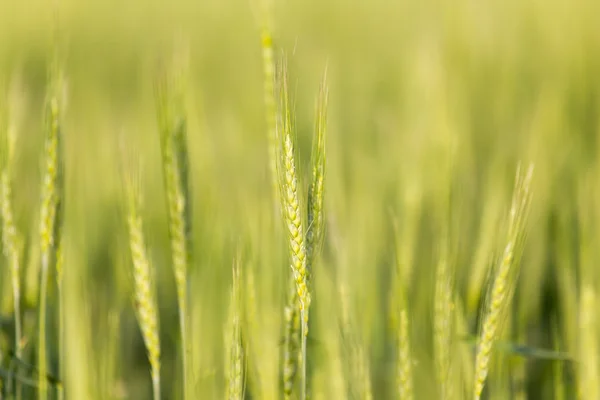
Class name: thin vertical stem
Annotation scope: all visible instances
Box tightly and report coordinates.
[300,310,307,400]
[38,253,50,400]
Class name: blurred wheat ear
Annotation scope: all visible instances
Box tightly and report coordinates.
[474,164,534,400]
[255,0,279,211]
[390,213,415,400]
[122,152,161,400]
[155,54,193,398]
[37,62,65,400]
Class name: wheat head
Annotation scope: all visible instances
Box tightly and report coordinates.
[473,164,534,400]
[156,61,192,395]
[124,165,161,400]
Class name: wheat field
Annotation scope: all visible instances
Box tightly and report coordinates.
[0,0,599,399]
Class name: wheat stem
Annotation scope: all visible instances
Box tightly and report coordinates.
[397,308,413,400]
[282,283,301,399]
[434,224,452,398]
[55,236,65,400]
[225,257,245,400]
[156,64,192,397]
[1,95,22,400]
[37,67,63,400]
[257,0,279,209]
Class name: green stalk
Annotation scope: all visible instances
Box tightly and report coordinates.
[156,64,192,398]
[55,237,65,400]
[37,67,63,400]
[225,258,245,400]
[1,86,22,400]
[434,159,454,400]
[258,0,278,210]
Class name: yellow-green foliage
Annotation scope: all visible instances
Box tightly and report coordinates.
[1,1,600,399]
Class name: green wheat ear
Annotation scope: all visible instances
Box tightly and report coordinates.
[282,65,329,399]
[306,66,328,280]
[275,54,311,400]
[155,55,192,397]
[122,154,161,400]
[255,0,279,208]
[254,6,306,397]
[473,164,534,400]
[37,62,65,400]
[390,213,415,400]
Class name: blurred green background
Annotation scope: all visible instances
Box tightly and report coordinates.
[1,0,600,398]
